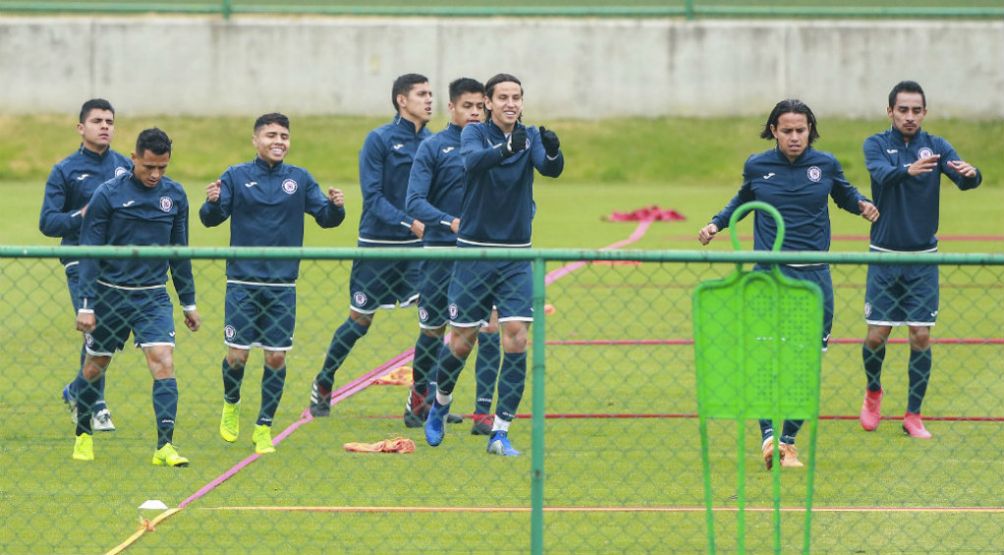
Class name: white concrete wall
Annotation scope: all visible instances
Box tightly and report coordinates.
[1,16,1001,118]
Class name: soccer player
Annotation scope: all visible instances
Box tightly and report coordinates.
[859,81,982,439]
[71,128,200,466]
[40,98,132,432]
[200,113,346,454]
[403,77,502,435]
[698,99,879,469]
[309,74,435,417]
[424,73,564,456]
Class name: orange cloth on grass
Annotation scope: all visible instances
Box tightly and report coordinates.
[372,366,413,386]
[343,437,416,454]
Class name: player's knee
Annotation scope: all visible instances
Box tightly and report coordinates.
[450,331,476,358]
[909,327,931,350]
[82,356,110,380]
[864,326,891,349]
[349,310,373,328]
[226,349,249,368]
[501,322,529,352]
[264,351,286,369]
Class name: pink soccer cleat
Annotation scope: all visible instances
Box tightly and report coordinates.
[902,412,933,439]
[859,389,883,431]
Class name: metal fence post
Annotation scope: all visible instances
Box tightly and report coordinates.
[530,256,547,555]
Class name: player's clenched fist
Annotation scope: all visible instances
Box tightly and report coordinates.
[698,223,719,245]
[205,179,222,203]
[506,126,527,156]
[539,126,560,157]
[328,187,345,207]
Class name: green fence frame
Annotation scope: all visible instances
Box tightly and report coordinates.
[1,1,1002,19]
[3,244,1003,553]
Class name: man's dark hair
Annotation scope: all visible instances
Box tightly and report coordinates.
[484,73,523,121]
[888,80,926,108]
[449,78,485,103]
[760,98,820,146]
[391,73,429,112]
[79,98,115,123]
[254,112,290,133]
[135,128,172,157]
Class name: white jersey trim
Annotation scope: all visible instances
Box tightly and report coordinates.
[498,316,533,323]
[865,319,937,327]
[457,238,532,248]
[64,261,80,269]
[227,279,296,288]
[97,280,166,291]
[869,244,938,254]
[449,319,487,329]
[138,341,175,349]
[357,237,423,245]
[785,263,826,268]
[224,341,294,352]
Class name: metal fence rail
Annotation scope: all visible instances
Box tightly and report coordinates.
[2,246,1003,553]
[1,1,1002,19]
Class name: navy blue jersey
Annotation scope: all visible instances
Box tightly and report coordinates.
[458,120,563,247]
[199,157,345,283]
[78,173,196,309]
[405,123,465,247]
[711,147,867,252]
[357,117,431,245]
[39,146,132,263]
[864,127,982,252]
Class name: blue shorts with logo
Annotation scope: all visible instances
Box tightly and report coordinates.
[417,257,454,329]
[85,284,175,356]
[865,256,938,327]
[448,258,532,327]
[224,282,296,351]
[755,264,833,350]
[348,244,421,314]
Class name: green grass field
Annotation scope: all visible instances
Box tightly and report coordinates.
[1,115,1003,554]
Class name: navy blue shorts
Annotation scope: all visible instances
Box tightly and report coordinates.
[85,284,175,356]
[756,264,833,350]
[224,282,296,351]
[865,259,938,327]
[417,257,454,329]
[348,251,420,314]
[448,258,532,327]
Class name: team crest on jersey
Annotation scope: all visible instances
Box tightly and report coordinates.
[282,179,298,194]
[448,303,459,319]
[806,166,822,182]
[918,147,935,159]
[353,291,368,306]
[114,166,129,177]
[85,334,94,347]
[224,325,236,340]
[863,302,872,318]
[159,196,173,212]
[418,307,429,322]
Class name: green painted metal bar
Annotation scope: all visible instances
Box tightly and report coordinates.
[530,257,547,555]
[0,2,999,18]
[3,245,1003,266]
[0,2,224,14]
[694,5,1004,18]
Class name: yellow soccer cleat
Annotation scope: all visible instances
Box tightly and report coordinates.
[252,424,276,455]
[779,443,805,468]
[152,443,190,467]
[72,433,94,461]
[220,401,240,443]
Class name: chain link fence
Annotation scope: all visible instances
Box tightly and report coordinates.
[1,246,1003,553]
